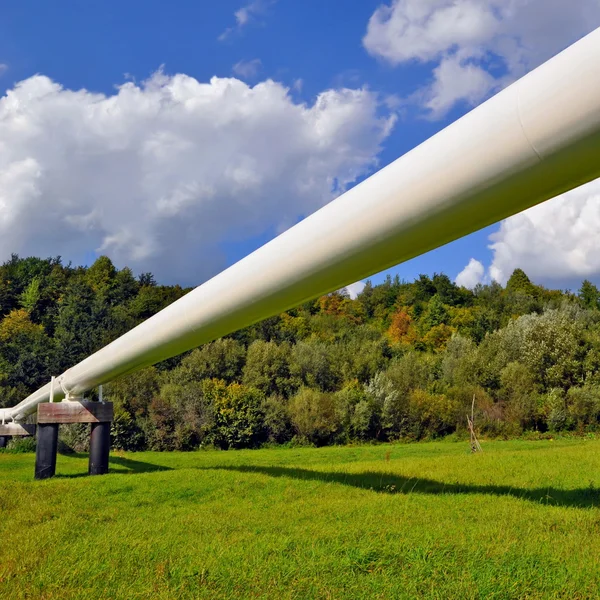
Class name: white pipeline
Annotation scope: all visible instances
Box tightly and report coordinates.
[3,28,600,421]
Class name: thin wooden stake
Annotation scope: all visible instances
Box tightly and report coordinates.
[467,395,483,453]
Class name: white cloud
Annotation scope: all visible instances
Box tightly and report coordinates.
[0,72,395,284]
[232,58,262,79]
[423,54,497,118]
[219,0,276,41]
[364,0,600,116]
[453,180,600,288]
[364,0,496,65]
[455,258,485,289]
[344,281,366,299]
[0,64,7,76]
[487,180,600,285]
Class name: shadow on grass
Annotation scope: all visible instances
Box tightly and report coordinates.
[202,465,600,509]
[55,453,173,478]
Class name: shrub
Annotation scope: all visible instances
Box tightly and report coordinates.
[262,395,293,444]
[335,380,378,441]
[365,373,402,439]
[209,380,266,449]
[289,388,340,445]
[148,396,178,451]
[407,389,460,439]
[499,362,539,430]
[60,423,90,452]
[567,385,600,431]
[111,404,146,451]
[543,388,571,432]
[6,436,36,453]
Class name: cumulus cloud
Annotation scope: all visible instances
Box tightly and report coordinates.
[487,181,600,285]
[364,0,600,116]
[453,179,600,288]
[219,0,277,41]
[0,71,395,284]
[344,281,366,299]
[232,58,262,79]
[455,258,485,289]
[423,54,497,118]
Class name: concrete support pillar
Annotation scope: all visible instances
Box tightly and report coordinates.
[35,423,59,480]
[89,421,110,475]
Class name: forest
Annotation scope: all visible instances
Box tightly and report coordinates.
[2,253,600,451]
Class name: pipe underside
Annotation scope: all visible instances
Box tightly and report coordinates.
[3,28,600,422]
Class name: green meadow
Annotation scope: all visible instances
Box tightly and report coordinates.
[1,439,600,599]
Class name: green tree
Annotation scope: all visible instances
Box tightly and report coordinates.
[243,340,297,397]
[335,380,377,441]
[578,280,600,310]
[0,309,54,395]
[290,341,341,392]
[86,255,117,297]
[174,339,246,384]
[19,276,42,314]
[506,268,536,295]
[421,294,449,330]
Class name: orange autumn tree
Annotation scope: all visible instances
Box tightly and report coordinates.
[387,307,412,343]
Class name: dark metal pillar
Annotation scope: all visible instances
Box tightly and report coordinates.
[35,424,59,480]
[89,421,110,475]
[0,436,9,449]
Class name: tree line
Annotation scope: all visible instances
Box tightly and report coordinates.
[2,254,600,451]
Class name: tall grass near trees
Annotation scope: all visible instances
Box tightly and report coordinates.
[1,439,600,599]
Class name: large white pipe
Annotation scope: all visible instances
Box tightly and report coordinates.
[3,28,600,422]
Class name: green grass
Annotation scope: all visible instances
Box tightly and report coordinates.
[1,439,600,599]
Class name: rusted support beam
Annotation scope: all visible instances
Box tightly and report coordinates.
[37,401,113,424]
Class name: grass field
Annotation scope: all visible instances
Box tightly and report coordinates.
[1,439,600,599]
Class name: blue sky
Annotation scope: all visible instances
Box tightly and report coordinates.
[1,1,600,291]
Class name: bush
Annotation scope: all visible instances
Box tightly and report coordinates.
[289,388,340,445]
[60,423,90,452]
[111,404,146,451]
[567,385,600,431]
[6,436,36,453]
[148,396,178,451]
[543,388,571,432]
[365,373,401,439]
[262,395,293,444]
[407,389,460,439]
[208,380,266,449]
[335,380,379,441]
[499,362,539,430]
